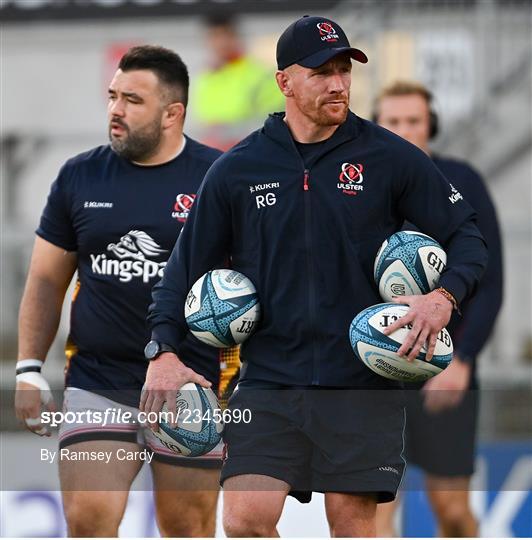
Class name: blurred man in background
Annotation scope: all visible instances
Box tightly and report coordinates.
[193,11,284,150]
[14,45,224,537]
[374,80,503,537]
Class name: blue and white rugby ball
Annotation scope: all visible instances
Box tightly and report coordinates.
[374,231,446,301]
[185,269,260,348]
[153,383,223,457]
[349,303,453,382]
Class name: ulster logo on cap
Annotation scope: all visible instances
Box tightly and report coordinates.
[317,21,339,42]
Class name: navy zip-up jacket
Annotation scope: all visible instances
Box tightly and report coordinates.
[148,112,488,388]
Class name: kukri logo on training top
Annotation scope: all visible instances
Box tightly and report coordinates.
[90,230,168,283]
[337,162,364,196]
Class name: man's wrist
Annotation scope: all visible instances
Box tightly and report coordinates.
[15,360,51,393]
[144,340,176,361]
[16,359,44,375]
[435,287,459,312]
[156,351,180,362]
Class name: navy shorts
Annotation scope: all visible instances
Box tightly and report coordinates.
[404,387,479,477]
[220,385,406,503]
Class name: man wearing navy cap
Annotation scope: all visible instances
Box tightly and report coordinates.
[143,16,487,536]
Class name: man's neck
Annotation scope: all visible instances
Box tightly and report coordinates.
[132,132,185,167]
[283,111,340,143]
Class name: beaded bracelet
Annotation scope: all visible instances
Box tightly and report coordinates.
[435,287,459,312]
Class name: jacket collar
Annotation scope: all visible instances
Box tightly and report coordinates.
[263,110,361,165]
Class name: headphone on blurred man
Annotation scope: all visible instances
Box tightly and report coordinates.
[372,81,439,139]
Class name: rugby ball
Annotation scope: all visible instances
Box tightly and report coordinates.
[185,269,260,347]
[374,231,447,301]
[349,303,453,382]
[152,383,223,457]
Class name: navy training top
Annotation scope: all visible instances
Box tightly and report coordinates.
[37,138,222,406]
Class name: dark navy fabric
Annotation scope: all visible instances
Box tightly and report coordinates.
[294,140,327,167]
[404,156,503,378]
[37,138,222,406]
[432,156,503,372]
[404,387,479,476]
[221,387,406,502]
[149,113,488,389]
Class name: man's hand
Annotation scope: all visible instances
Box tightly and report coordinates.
[382,290,453,362]
[422,355,471,413]
[140,352,212,430]
[15,379,56,437]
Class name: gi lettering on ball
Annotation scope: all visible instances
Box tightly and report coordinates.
[185,269,260,347]
[349,303,453,382]
[374,231,447,301]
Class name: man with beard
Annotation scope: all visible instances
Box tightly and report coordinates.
[15,45,225,537]
[142,16,488,537]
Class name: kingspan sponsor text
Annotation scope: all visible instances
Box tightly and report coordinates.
[90,254,166,283]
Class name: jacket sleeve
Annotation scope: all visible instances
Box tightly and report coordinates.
[452,169,504,362]
[394,146,488,305]
[147,160,232,350]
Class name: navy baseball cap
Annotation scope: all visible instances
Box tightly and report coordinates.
[276,15,368,70]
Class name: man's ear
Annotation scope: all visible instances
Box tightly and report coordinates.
[163,102,185,128]
[276,70,294,98]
